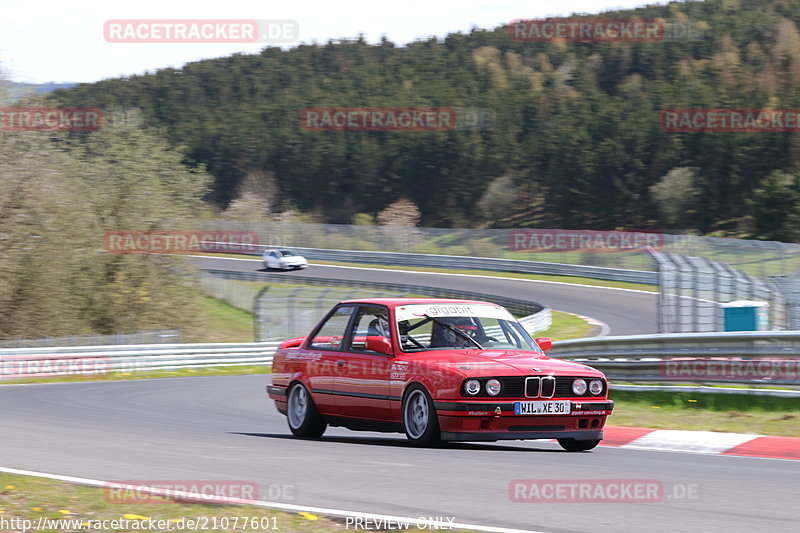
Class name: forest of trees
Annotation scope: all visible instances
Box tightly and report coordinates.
[44,0,800,240]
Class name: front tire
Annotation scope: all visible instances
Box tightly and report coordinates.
[558,438,601,452]
[402,385,441,447]
[286,382,326,438]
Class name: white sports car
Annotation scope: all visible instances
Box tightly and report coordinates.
[263,249,309,270]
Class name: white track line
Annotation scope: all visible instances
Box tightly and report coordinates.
[0,466,548,533]
[190,254,657,295]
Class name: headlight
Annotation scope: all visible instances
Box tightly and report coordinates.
[589,379,603,395]
[572,379,587,396]
[486,379,501,396]
[464,379,481,396]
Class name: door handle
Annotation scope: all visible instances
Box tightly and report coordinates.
[336,360,346,367]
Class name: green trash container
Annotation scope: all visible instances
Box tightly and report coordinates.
[720,300,770,331]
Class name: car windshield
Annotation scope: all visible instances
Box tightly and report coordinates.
[395,303,541,352]
[279,250,296,256]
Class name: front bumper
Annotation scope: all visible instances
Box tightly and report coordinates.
[442,429,603,442]
[434,399,613,441]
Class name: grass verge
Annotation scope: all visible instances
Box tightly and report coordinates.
[535,311,594,341]
[0,473,480,532]
[608,390,800,437]
[185,296,256,343]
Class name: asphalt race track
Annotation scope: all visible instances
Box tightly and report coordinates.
[192,256,658,335]
[2,258,793,532]
[0,376,795,533]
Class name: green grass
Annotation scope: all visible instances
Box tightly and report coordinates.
[186,296,256,343]
[535,310,594,341]
[0,473,481,532]
[608,390,800,437]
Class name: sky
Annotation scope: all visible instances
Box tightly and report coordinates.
[0,0,672,84]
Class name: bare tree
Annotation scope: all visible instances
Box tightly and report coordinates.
[377,199,421,251]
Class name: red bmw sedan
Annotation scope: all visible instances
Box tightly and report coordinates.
[267,298,613,450]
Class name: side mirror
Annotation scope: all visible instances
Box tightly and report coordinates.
[535,337,552,352]
[365,336,393,355]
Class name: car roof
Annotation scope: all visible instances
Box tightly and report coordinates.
[339,297,495,307]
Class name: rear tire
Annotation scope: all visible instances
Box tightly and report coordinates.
[286,382,326,438]
[558,438,601,452]
[402,385,441,447]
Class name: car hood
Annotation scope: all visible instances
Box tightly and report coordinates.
[411,350,603,378]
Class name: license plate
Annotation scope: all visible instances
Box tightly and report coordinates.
[514,401,571,415]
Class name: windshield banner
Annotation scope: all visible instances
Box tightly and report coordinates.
[395,303,514,322]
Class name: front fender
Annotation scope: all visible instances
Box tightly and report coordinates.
[401,362,464,402]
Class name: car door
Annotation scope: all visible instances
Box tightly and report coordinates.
[302,304,358,416]
[334,304,395,421]
[270,251,281,269]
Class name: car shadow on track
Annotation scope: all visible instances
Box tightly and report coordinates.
[231,432,565,452]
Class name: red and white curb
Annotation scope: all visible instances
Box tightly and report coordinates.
[574,313,611,336]
[601,425,800,460]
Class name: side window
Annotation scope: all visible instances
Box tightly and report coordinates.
[398,317,434,351]
[348,306,390,352]
[309,306,355,350]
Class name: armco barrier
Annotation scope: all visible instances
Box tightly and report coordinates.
[0,343,280,377]
[549,331,800,389]
[549,330,800,357]
[3,331,800,395]
[202,269,548,318]
[291,247,659,284]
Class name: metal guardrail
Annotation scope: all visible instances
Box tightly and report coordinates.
[290,247,659,285]
[202,269,547,318]
[208,242,659,285]
[550,330,800,355]
[3,331,799,396]
[611,384,800,398]
[0,343,280,377]
[550,331,800,391]
[199,220,800,278]
[0,330,182,348]
[250,283,551,341]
